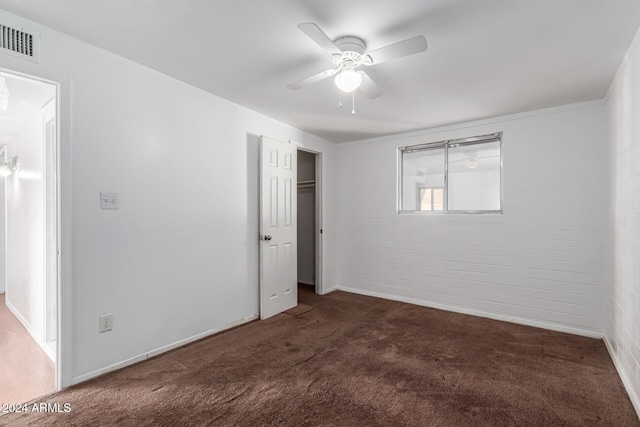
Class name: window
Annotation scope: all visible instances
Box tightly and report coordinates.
[398,132,502,213]
[418,187,444,211]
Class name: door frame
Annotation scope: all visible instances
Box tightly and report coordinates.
[0,145,6,295]
[295,146,323,295]
[0,66,68,390]
[43,99,57,358]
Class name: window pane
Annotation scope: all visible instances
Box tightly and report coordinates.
[402,148,445,211]
[419,188,432,211]
[433,188,444,211]
[447,141,501,211]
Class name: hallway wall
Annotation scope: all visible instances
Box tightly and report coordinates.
[5,102,51,349]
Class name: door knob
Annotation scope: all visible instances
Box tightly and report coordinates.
[264,235,272,241]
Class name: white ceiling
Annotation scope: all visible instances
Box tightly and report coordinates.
[1,0,639,143]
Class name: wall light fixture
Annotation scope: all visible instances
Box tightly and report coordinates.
[0,156,18,177]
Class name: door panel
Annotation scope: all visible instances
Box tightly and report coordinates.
[260,136,297,319]
[282,242,293,295]
[269,177,278,227]
[266,244,278,300]
[284,178,292,227]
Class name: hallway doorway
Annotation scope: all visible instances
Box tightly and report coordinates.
[0,70,58,404]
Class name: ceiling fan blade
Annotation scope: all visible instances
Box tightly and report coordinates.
[298,23,342,56]
[358,71,383,99]
[287,68,339,90]
[365,35,428,65]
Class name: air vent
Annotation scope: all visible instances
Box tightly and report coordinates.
[0,23,40,63]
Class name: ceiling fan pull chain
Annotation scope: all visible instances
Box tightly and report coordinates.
[338,88,342,108]
[352,91,356,115]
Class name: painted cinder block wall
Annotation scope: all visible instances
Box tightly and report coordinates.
[605,26,640,416]
[336,103,607,337]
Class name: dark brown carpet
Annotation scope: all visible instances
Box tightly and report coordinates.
[1,285,638,426]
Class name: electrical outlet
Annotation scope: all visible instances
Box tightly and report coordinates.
[99,313,113,333]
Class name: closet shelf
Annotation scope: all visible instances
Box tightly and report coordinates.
[298,180,316,189]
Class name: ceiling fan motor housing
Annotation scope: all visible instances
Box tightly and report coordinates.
[332,36,373,67]
[334,36,366,54]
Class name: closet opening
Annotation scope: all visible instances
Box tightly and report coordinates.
[296,149,322,296]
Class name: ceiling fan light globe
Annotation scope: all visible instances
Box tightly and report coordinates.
[335,70,362,92]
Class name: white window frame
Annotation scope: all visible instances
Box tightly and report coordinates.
[398,132,503,214]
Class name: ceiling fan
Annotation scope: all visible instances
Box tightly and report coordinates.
[288,23,428,102]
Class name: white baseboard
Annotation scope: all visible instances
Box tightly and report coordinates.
[604,337,640,420]
[43,341,56,363]
[338,286,603,339]
[321,286,338,295]
[5,298,55,361]
[71,313,259,386]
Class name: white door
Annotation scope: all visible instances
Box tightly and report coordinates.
[260,136,297,319]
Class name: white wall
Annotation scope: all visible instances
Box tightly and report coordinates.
[336,103,607,337]
[604,26,640,416]
[0,9,337,386]
[5,106,48,345]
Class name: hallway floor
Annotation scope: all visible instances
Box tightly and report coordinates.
[0,294,55,405]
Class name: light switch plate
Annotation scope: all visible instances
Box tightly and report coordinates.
[100,192,119,210]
